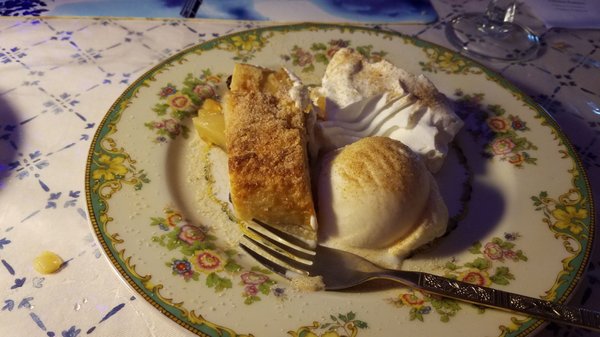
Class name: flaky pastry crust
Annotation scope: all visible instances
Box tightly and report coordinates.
[224,63,317,241]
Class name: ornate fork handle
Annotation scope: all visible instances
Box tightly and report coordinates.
[385,270,600,331]
[240,222,598,330]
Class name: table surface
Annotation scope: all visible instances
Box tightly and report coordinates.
[0,1,598,337]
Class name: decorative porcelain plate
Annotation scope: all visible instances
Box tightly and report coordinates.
[85,24,595,337]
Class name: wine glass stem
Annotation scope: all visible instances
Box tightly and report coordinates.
[445,0,539,61]
[485,0,517,23]
[480,0,519,34]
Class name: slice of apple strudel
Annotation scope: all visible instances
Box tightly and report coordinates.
[223,63,317,243]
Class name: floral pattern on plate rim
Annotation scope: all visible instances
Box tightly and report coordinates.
[144,70,225,143]
[388,233,527,323]
[280,38,387,73]
[453,89,538,168]
[288,312,368,337]
[86,23,594,337]
[151,207,283,305]
[212,29,274,63]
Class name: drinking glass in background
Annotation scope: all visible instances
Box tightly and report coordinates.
[445,0,540,62]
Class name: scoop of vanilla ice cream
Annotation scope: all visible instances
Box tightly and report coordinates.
[316,48,463,172]
[317,137,448,269]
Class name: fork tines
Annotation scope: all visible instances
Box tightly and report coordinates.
[239,220,315,278]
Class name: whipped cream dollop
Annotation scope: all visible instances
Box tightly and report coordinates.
[284,67,311,110]
[316,48,463,173]
[317,137,448,269]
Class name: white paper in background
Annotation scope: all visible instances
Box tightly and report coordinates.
[527,0,600,29]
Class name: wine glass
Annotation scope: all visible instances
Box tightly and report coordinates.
[445,0,540,61]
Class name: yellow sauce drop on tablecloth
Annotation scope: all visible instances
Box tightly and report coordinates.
[33,251,63,274]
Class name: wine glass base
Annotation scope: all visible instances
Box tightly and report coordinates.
[446,13,540,62]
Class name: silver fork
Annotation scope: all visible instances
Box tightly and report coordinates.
[239,220,600,332]
[180,0,202,18]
